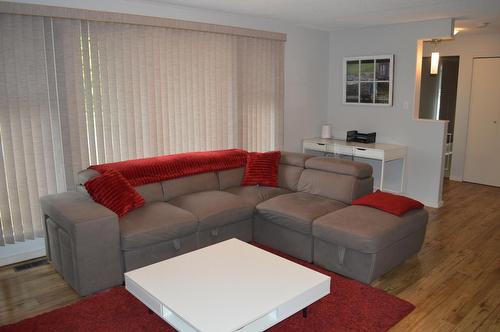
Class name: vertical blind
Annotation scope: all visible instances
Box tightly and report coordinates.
[0,13,284,245]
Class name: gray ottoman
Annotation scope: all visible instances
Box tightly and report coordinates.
[312,205,428,284]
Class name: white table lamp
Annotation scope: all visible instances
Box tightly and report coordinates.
[321,124,332,139]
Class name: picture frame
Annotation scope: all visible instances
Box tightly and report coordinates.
[343,54,394,106]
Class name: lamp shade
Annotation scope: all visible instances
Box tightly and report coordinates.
[321,124,332,139]
[430,52,439,75]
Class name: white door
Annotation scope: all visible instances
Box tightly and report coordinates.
[464,57,500,187]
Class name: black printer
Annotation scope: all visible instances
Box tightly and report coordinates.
[346,130,376,144]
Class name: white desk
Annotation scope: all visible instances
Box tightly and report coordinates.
[303,138,407,193]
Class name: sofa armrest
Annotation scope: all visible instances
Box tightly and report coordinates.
[40,192,123,296]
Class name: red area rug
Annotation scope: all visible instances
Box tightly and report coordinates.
[1,245,414,332]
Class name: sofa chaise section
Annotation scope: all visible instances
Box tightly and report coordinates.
[254,156,374,262]
[313,205,428,283]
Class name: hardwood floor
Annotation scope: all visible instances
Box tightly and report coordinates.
[1,180,499,330]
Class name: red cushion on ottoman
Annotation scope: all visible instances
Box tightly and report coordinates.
[241,151,281,187]
[352,190,424,216]
[85,170,145,217]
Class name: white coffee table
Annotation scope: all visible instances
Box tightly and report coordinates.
[125,238,330,332]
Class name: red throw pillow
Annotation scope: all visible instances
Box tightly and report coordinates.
[352,190,424,216]
[85,170,145,217]
[241,151,281,187]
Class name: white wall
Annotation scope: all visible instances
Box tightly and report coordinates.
[328,19,453,207]
[423,32,500,181]
[10,0,330,153]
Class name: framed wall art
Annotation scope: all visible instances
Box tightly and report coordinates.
[343,54,394,106]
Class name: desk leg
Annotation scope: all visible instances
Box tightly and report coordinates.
[380,159,385,192]
[400,157,406,193]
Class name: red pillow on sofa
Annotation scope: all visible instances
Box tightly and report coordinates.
[241,151,281,187]
[352,190,424,216]
[85,169,145,217]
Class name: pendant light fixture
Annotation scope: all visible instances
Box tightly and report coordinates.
[430,39,440,75]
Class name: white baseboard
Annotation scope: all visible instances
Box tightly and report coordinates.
[420,199,443,208]
[0,238,46,267]
[449,176,463,182]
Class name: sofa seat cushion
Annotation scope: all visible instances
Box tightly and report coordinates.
[256,192,346,235]
[313,205,428,253]
[119,202,197,250]
[225,186,291,206]
[169,191,254,231]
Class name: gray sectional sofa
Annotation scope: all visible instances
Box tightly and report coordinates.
[40,152,428,296]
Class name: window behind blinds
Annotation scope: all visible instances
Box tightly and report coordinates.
[0,13,284,245]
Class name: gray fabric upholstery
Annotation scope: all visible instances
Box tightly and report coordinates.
[256,192,346,235]
[119,202,197,250]
[218,167,245,190]
[352,177,375,201]
[198,218,253,248]
[253,215,313,262]
[40,191,118,231]
[45,218,62,274]
[135,183,164,203]
[169,190,254,231]
[298,169,367,204]
[314,226,426,283]
[40,192,123,296]
[313,206,428,253]
[224,185,290,206]
[305,156,372,178]
[77,169,100,185]
[312,205,428,283]
[123,233,198,271]
[162,172,219,201]
[58,229,76,289]
[76,185,89,195]
[280,151,313,167]
[278,164,303,191]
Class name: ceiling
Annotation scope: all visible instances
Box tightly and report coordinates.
[154,0,500,33]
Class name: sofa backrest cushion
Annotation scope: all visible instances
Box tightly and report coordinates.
[280,151,312,168]
[297,169,373,204]
[218,167,245,190]
[135,183,164,203]
[162,172,219,201]
[305,157,372,179]
[273,151,310,191]
[219,164,303,192]
[78,169,100,184]
[278,165,303,191]
[298,156,374,204]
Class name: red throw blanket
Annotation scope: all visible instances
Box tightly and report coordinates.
[89,149,248,187]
